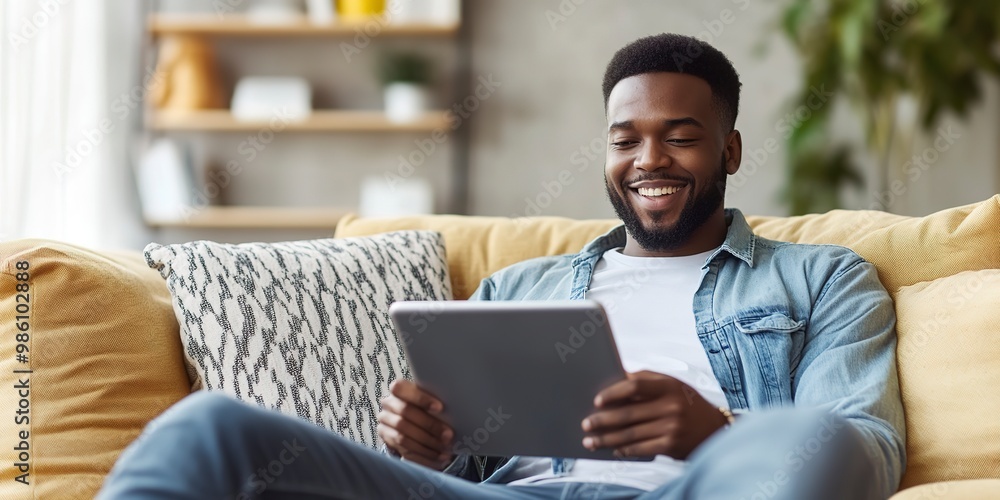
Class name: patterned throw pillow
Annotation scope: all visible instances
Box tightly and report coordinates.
[144,231,451,448]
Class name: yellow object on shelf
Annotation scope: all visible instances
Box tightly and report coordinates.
[148,36,225,110]
[338,0,385,21]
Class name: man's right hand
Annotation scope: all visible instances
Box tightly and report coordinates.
[377,379,455,470]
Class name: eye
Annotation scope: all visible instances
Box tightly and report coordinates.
[610,140,638,149]
[666,138,695,145]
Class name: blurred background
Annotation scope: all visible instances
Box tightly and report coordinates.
[2,0,999,250]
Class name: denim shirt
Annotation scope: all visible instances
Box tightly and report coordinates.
[440,209,905,495]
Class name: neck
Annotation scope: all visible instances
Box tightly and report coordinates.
[622,208,728,258]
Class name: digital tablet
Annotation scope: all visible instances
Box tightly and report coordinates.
[388,300,633,460]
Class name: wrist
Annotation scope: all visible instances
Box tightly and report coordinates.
[718,407,736,428]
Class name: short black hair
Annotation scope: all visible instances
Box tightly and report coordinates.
[602,33,742,131]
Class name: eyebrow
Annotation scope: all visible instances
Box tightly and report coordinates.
[608,117,705,132]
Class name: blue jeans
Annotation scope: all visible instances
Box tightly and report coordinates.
[98,392,883,499]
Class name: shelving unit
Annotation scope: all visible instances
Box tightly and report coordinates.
[142,4,466,231]
[148,109,451,132]
[149,14,459,37]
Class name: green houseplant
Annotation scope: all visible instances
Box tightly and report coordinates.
[379,51,434,123]
[777,0,1000,214]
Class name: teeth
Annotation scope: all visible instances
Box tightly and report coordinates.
[637,186,681,197]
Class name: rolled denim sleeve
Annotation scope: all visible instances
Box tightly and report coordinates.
[794,257,906,497]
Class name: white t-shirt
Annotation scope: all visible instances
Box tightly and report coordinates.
[504,247,728,492]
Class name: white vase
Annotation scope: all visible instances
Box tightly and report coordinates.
[387,0,427,23]
[384,82,428,123]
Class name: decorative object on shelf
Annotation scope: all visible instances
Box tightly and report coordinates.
[305,0,337,25]
[231,76,312,121]
[379,51,433,123]
[427,0,460,25]
[135,138,195,222]
[338,0,385,22]
[388,0,429,24]
[149,36,225,111]
[388,0,459,25]
[359,175,433,216]
[246,0,304,25]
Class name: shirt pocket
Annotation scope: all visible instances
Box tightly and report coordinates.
[733,312,805,405]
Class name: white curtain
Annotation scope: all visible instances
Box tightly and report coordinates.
[1,0,145,249]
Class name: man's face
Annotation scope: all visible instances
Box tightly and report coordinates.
[604,72,739,253]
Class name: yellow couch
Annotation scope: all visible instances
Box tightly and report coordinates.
[2,196,999,499]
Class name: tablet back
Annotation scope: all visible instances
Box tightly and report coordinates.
[389,300,627,460]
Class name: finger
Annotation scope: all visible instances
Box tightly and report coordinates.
[390,379,444,413]
[377,409,452,453]
[596,374,683,407]
[380,396,452,438]
[582,400,676,432]
[594,378,659,407]
[378,423,452,464]
[582,418,676,452]
[593,379,638,408]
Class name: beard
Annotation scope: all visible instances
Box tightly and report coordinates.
[605,156,727,253]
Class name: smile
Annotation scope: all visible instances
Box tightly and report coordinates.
[636,186,681,197]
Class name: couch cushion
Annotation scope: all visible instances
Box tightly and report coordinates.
[334,215,620,299]
[890,479,1000,500]
[336,195,1000,299]
[0,240,190,499]
[144,231,452,449]
[893,269,1000,489]
[747,195,1000,292]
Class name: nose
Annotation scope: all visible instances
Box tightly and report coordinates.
[634,140,670,172]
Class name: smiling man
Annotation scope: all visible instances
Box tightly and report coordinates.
[99,34,904,500]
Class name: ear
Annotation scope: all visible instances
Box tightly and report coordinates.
[723,130,742,175]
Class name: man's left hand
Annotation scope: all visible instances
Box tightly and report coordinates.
[581,370,728,460]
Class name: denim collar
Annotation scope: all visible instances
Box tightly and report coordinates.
[571,208,757,269]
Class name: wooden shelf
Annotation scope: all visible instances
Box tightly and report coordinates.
[148,109,451,132]
[149,14,459,37]
[146,206,351,229]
